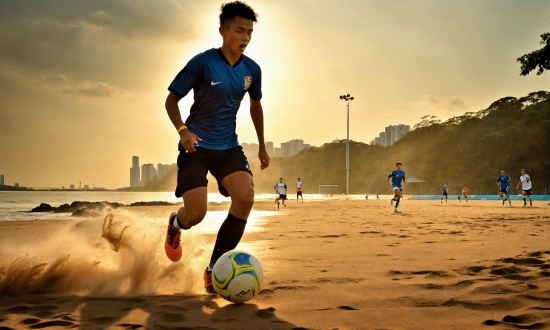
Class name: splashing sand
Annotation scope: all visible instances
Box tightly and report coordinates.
[0,209,212,296]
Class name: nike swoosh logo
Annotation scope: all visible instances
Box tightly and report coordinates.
[211,81,223,86]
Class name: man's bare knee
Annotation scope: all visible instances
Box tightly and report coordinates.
[234,190,254,209]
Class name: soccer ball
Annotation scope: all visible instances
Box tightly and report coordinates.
[212,250,263,303]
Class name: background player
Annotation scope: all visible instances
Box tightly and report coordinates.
[496,168,511,207]
[460,184,469,202]
[440,182,449,203]
[516,169,533,207]
[296,178,303,202]
[388,162,406,213]
[274,178,287,209]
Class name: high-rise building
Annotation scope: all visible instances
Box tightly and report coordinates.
[157,163,172,180]
[378,132,387,147]
[141,163,157,186]
[374,124,410,147]
[0,174,4,186]
[130,156,141,187]
[279,139,310,157]
[265,141,274,156]
[241,143,259,158]
[241,141,276,159]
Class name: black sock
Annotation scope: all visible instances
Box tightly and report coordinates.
[209,213,247,268]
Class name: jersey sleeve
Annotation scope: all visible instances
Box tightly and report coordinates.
[168,55,203,98]
[402,171,406,180]
[388,172,393,178]
[248,65,262,101]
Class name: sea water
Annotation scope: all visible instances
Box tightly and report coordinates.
[0,191,372,221]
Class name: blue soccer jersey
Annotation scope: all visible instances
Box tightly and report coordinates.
[168,48,262,150]
[497,174,510,188]
[388,170,405,189]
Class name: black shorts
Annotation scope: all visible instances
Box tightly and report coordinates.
[523,189,532,196]
[278,194,287,200]
[175,145,252,198]
[297,191,302,196]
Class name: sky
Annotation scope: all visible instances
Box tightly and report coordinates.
[0,0,548,189]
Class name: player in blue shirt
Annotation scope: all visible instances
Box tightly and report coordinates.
[162,1,270,294]
[387,162,407,213]
[496,168,511,207]
[440,182,449,203]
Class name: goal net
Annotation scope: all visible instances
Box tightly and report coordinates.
[318,185,340,195]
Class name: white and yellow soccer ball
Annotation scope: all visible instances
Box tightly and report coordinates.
[212,250,263,303]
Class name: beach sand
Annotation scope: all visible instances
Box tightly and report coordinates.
[1,199,549,329]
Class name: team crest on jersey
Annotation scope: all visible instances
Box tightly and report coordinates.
[243,76,252,90]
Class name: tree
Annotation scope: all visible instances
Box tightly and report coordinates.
[517,32,550,76]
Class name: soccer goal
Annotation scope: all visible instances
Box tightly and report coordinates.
[319,185,340,195]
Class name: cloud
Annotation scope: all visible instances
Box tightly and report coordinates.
[0,0,197,92]
[0,61,128,99]
[413,95,469,112]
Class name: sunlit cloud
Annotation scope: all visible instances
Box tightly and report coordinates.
[0,62,129,99]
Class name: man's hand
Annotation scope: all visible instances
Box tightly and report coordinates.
[179,129,202,152]
[258,149,270,170]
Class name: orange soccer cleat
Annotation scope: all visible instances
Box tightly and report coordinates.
[164,212,182,262]
[203,268,217,295]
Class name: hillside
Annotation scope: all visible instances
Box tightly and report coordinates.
[139,91,550,196]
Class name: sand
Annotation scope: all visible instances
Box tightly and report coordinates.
[0,199,549,329]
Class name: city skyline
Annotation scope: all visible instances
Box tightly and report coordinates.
[0,1,548,188]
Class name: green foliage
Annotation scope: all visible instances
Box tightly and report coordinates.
[251,91,550,195]
[517,32,550,76]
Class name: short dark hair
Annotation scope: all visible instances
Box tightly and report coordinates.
[521,169,525,171]
[220,1,258,27]
[396,162,402,166]
[501,168,505,171]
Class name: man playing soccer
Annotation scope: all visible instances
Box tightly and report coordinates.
[496,168,511,207]
[461,184,469,202]
[274,178,287,209]
[296,178,303,202]
[516,169,533,207]
[440,182,449,203]
[163,1,270,295]
[388,162,406,213]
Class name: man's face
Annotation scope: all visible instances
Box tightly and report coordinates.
[220,16,253,55]
[521,170,525,175]
[279,179,283,183]
[396,164,402,170]
[501,170,505,174]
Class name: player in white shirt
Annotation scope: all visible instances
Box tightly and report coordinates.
[274,178,287,209]
[516,169,533,207]
[296,178,303,202]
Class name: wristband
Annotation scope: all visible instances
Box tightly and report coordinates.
[177,124,187,133]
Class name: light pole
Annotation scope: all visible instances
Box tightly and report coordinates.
[339,94,354,195]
